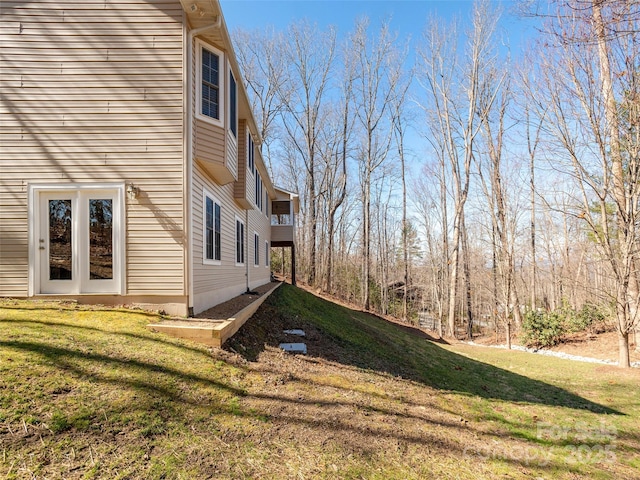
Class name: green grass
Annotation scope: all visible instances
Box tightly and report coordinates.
[1,288,639,479]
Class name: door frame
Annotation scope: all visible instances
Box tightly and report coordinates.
[28,183,126,296]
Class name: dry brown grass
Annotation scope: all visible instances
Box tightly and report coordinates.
[1,287,639,479]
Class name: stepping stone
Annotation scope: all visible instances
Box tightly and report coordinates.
[283,329,306,336]
[279,343,307,354]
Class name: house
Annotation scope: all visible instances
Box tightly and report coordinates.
[0,0,298,316]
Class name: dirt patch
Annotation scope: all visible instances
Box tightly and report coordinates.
[548,330,640,363]
[147,282,280,328]
[223,300,330,362]
[471,330,640,364]
[212,285,638,479]
[215,300,464,473]
[194,281,279,320]
[594,364,640,379]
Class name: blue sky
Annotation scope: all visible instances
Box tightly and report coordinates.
[218,0,543,204]
[220,0,539,55]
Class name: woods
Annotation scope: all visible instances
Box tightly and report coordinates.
[232,0,639,367]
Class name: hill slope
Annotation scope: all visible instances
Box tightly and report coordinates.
[1,285,639,479]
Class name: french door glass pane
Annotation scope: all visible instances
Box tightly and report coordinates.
[89,199,113,280]
[49,199,72,280]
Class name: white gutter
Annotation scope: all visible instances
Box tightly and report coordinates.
[185,15,221,316]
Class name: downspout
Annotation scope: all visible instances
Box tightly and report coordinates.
[185,15,221,316]
[246,208,250,292]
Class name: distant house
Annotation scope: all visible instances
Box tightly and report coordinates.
[0,0,298,316]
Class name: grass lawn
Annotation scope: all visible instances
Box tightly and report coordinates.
[1,285,639,479]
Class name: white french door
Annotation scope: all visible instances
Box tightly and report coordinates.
[36,187,123,295]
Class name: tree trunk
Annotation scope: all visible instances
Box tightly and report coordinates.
[447,216,461,338]
[439,155,449,339]
[326,214,335,293]
[461,214,473,339]
[363,177,371,311]
[592,0,632,367]
[492,226,499,340]
[618,330,630,368]
[529,115,537,310]
[401,159,409,322]
[308,176,317,286]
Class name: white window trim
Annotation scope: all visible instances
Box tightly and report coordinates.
[28,182,126,296]
[203,189,222,266]
[235,216,245,267]
[196,39,225,128]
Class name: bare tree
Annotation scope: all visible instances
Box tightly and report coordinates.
[417,1,504,337]
[529,0,640,366]
[476,60,527,347]
[350,17,404,311]
[318,82,354,293]
[515,55,548,310]
[412,163,448,335]
[390,67,413,321]
[232,27,289,173]
[524,103,547,311]
[278,21,337,287]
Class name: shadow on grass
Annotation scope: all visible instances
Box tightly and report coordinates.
[1,317,211,358]
[1,335,576,475]
[227,283,621,415]
[0,302,171,320]
[0,339,245,404]
[1,296,632,477]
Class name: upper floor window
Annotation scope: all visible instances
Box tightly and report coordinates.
[247,134,255,175]
[255,172,262,210]
[229,71,237,138]
[202,49,219,119]
[197,41,224,126]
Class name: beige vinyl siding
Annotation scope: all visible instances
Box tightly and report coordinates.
[226,129,238,181]
[193,39,237,186]
[194,118,229,182]
[272,225,294,243]
[233,120,247,198]
[247,207,271,289]
[192,162,253,313]
[233,119,254,209]
[0,0,185,297]
[0,180,28,294]
[190,36,269,314]
[246,153,256,207]
[191,159,272,313]
[247,148,272,289]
